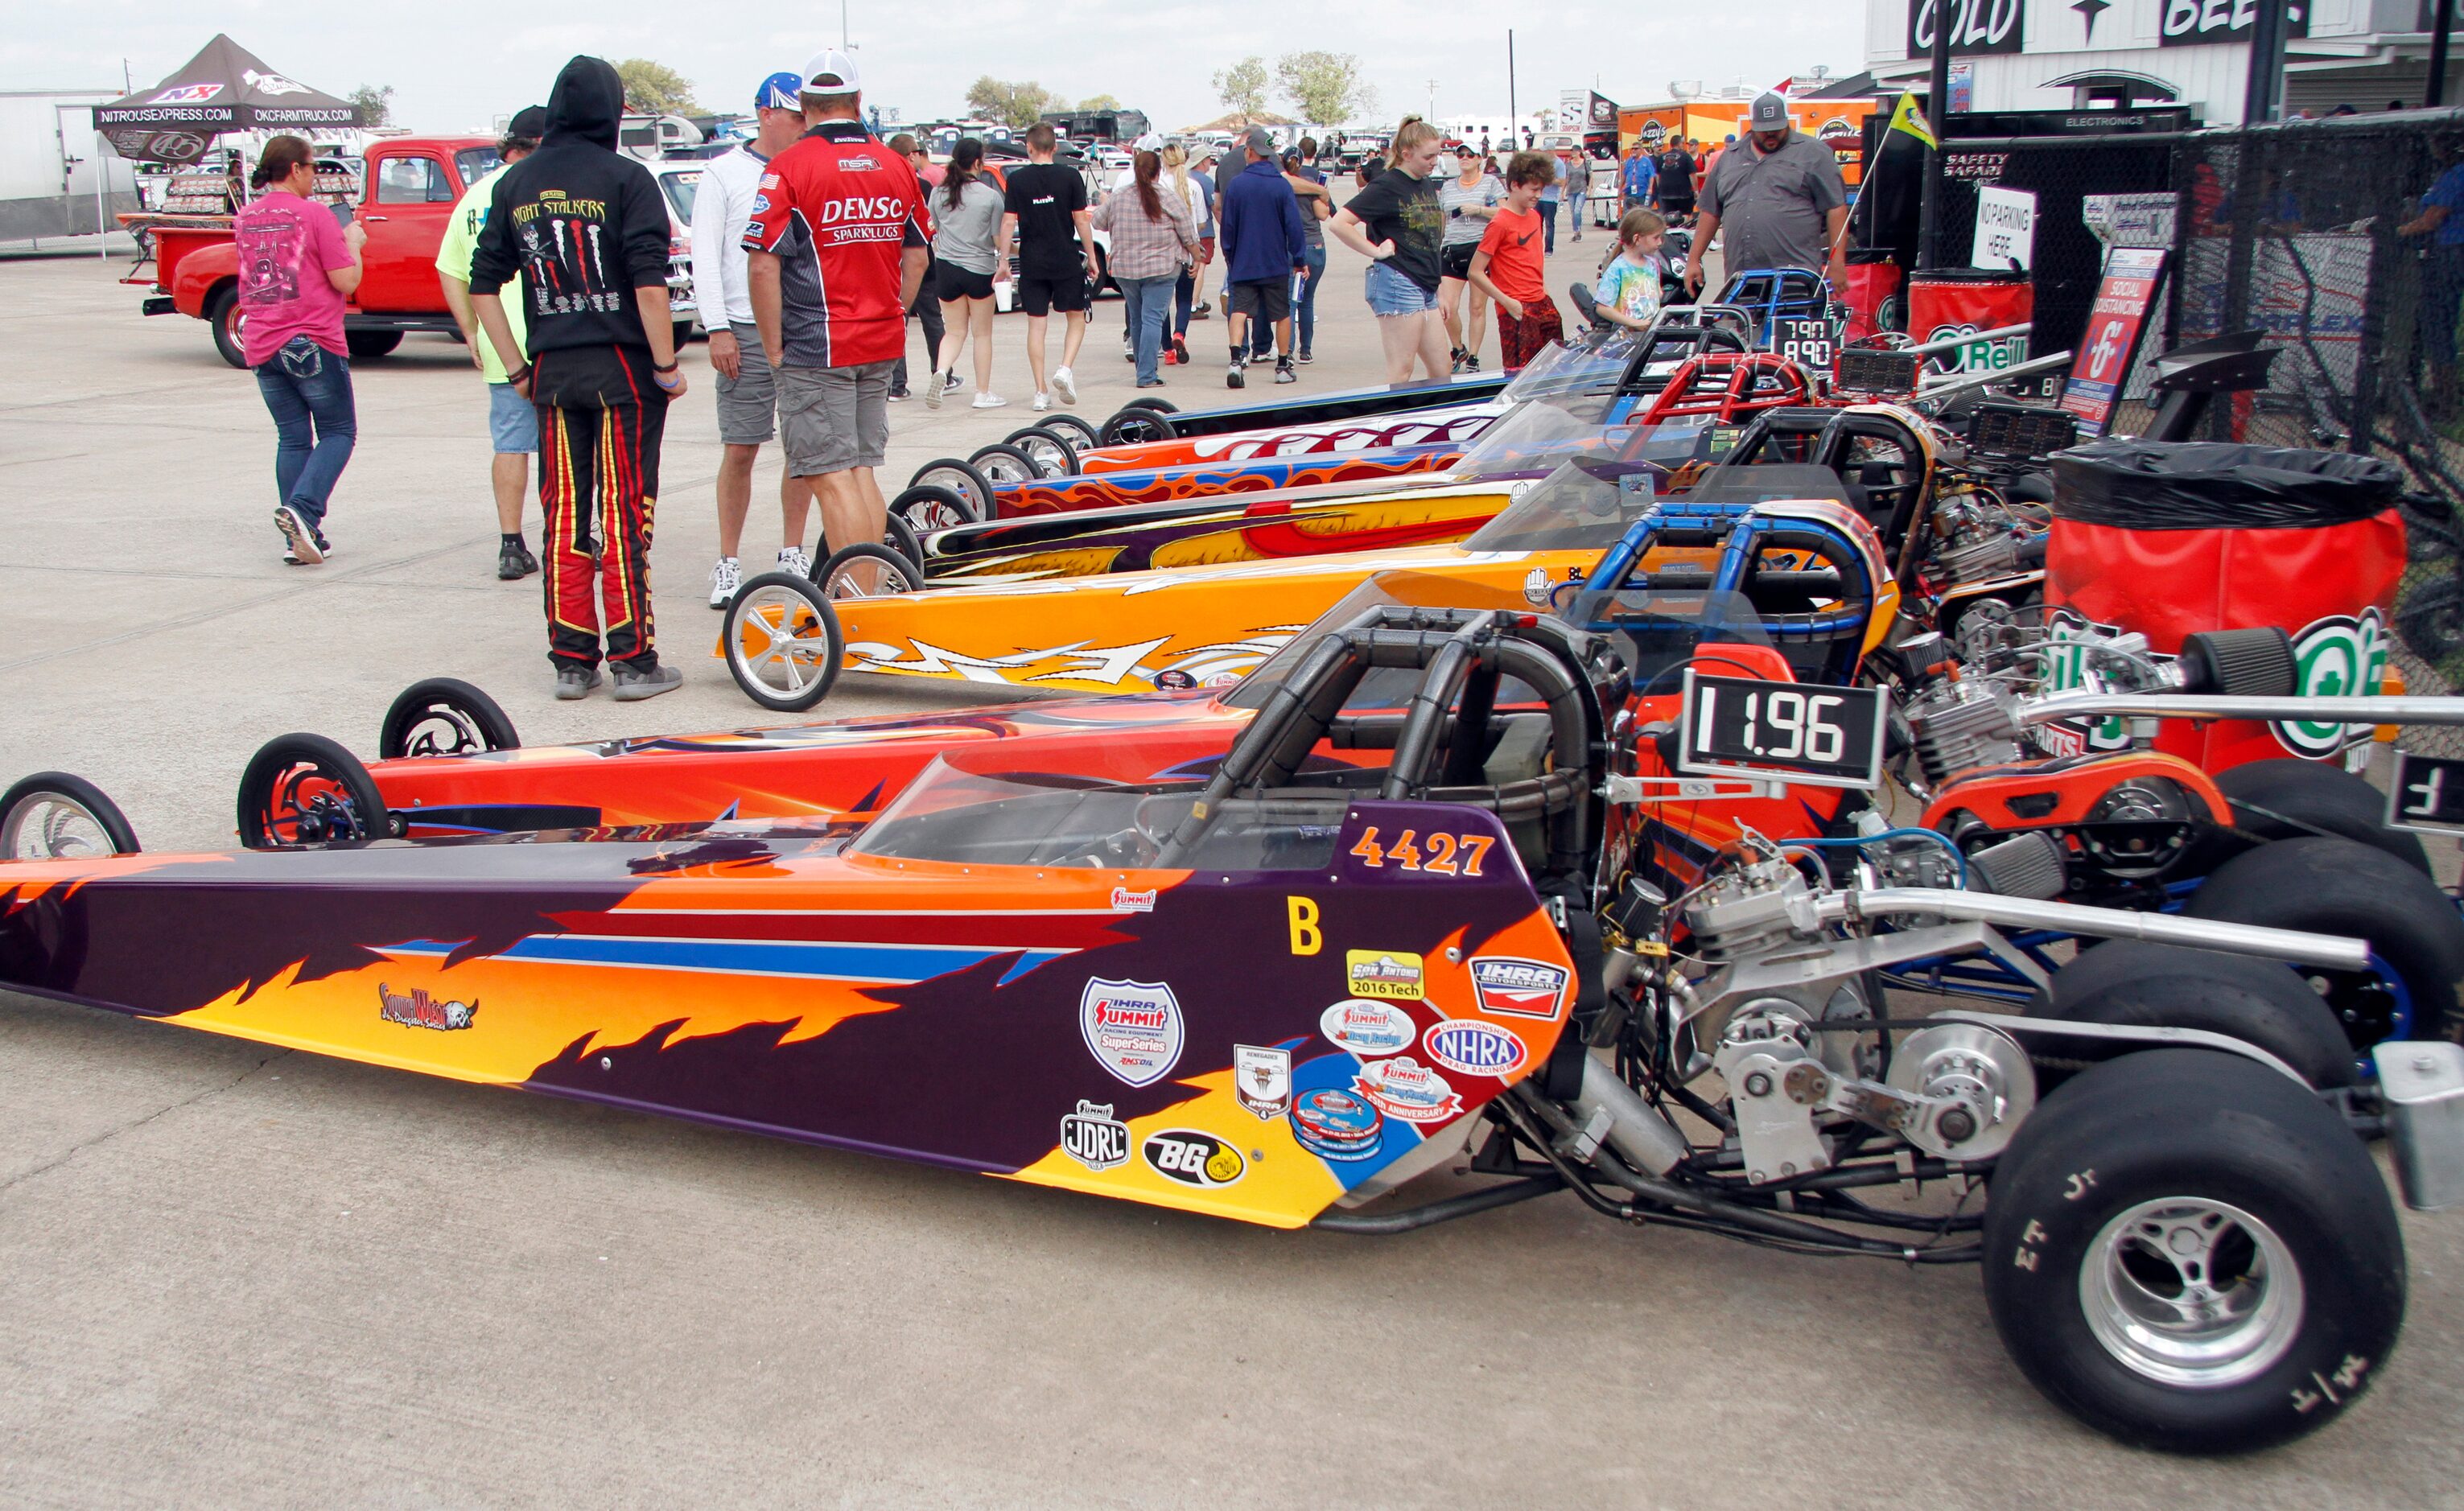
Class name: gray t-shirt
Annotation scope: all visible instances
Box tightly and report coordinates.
[1696,131,1847,276]
[1438,172,1501,246]
[930,178,1006,274]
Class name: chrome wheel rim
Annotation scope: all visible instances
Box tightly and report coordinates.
[2080,1196,2304,1388]
[3,794,116,860]
[398,707,487,757]
[1019,436,1072,476]
[822,562,917,601]
[975,452,1035,484]
[729,584,836,698]
[914,467,987,515]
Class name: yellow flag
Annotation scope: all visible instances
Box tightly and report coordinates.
[1888,91,1936,150]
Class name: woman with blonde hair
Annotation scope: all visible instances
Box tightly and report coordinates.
[1326,116,1451,385]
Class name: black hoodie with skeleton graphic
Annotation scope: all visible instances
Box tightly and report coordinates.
[468,56,671,356]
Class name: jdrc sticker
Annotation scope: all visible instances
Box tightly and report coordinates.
[1469,956,1569,1019]
[1353,1056,1464,1125]
[1143,1129,1246,1187]
[1321,999,1416,1057]
[1346,950,1424,1000]
[1422,1019,1528,1077]
[1080,978,1184,1087]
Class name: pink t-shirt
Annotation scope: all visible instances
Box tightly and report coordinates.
[233,189,352,366]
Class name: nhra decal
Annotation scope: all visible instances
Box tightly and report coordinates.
[1081,978,1185,1086]
[1423,1019,1527,1077]
[377,982,477,1031]
[1320,999,1415,1057]
[1143,1129,1246,1187]
[2273,608,2388,759]
[1345,949,1424,1000]
[1061,1100,1131,1171]
[1290,1087,1383,1163]
[1468,957,1569,1019]
[1234,1044,1292,1120]
[1353,1056,1463,1125]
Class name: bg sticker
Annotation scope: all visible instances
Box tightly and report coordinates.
[1143,1129,1246,1187]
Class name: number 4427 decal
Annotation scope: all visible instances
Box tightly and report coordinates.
[1349,827,1494,877]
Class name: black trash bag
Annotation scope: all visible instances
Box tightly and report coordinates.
[2051,440,2403,531]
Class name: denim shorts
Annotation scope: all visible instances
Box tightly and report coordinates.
[488,381,538,455]
[1365,260,1438,317]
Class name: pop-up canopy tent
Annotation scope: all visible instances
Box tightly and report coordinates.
[92,35,360,165]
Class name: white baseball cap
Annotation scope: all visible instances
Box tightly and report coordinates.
[1133,131,1164,152]
[800,48,862,97]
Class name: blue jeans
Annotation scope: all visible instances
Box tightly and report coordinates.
[1538,200,1560,254]
[1296,245,1327,355]
[255,336,356,528]
[1173,266,1196,337]
[1119,274,1176,384]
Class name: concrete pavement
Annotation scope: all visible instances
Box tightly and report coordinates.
[2,229,2459,1509]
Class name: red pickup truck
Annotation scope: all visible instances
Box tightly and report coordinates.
[135,135,695,368]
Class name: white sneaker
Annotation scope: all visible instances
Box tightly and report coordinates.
[777,546,812,578]
[1032,391,1051,412]
[1051,365,1077,406]
[708,556,740,608]
[924,370,946,410]
[971,391,1008,410]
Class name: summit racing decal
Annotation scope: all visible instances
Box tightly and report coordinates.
[1345,950,1424,1000]
[1109,885,1156,912]
[1143,1129,1246,1187]
[1321,999,1415,1057]
[1423,1019,1528,1077]
[1468,957,1569,1019]
[1081,978,1184,1087]
[1353,1056,1463,1125]
[377,982,476,1031]
[1061,1100,1131,1171]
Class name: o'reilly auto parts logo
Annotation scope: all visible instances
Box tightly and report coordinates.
[2272,608,2388,758]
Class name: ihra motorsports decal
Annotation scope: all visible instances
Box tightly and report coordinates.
[1081,978,1185,1087]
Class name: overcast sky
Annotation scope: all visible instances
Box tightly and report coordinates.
[10,2,1866,133]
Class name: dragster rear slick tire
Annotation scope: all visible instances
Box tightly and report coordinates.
[1981,1048,2404,1454]
[2184,836,2464,1047]
[2042,941,2359,1089]
[2208,758,2430,875]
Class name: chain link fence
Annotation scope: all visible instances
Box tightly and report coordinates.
[1918,110,2464,755]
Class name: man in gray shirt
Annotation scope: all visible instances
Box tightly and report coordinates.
[1683,92,1848,298]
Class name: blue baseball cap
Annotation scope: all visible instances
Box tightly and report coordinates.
[756,72,804,110]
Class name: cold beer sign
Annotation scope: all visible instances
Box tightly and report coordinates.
[1907,0,2022,57]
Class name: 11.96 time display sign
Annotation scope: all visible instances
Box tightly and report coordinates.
[1678,672,1888,789]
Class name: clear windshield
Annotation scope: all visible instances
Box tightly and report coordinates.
[851,756,1345,871]
[658,170,701,223]
[1223,570,1551,713]
[1672,462,1854,508]
[1462,459,1662,552]
[1498,327,1646,405]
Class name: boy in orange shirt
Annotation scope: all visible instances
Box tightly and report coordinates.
[1469,151,1561,368]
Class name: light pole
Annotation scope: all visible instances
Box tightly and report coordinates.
[1507,31,1517,148]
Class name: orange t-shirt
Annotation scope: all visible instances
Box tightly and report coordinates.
[1477,206,1547,303]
